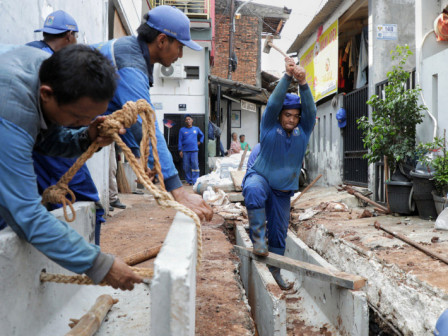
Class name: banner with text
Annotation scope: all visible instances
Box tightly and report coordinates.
[300,19,338,101]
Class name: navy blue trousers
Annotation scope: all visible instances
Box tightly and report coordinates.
[183,151,199,184]
[242,173,293,250]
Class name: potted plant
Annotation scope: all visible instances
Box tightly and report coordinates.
[416,130,448,215]
[357,45,426,214]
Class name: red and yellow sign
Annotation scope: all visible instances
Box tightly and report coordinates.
[300,20,338,101]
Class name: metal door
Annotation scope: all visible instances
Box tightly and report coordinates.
[342,86,369,186]
[163,114,206,180]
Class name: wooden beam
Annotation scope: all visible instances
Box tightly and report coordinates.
[66,294,118,336]
[234,245,366,290]
[291,174,322,207]
[123,244,162,266]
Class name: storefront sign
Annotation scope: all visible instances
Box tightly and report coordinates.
[241,100,257,113]
[300,19,338,101]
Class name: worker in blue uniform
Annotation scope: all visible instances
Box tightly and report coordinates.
[26,10,105,245]
[0,44,141,290]
[94,5,212,221]
[242,57,316,290]
[178,114,204,185]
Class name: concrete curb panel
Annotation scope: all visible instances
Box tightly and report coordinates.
[235,225,287,336]
[235,225,369,335]
[0,202,106,335]
[285,232,369,335]
[150,211,197,336]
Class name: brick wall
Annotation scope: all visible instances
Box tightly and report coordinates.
[212,14,260,86]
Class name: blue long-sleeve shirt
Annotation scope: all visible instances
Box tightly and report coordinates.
[178,126,204,152]
[0,45,112,283]
[94,36,182,191]
[249,74,316,191]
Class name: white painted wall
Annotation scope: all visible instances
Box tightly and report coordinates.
[220,99,261,152]
[307,97,344,186]
[0,0,108,44]
[415,0,448,143]
[151,48,207,131]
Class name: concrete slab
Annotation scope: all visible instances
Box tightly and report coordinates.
[235,225,286,336]
[235,224,369,335]
[284,232,368,335]
[150,211,197,336]
[0,202,102,335]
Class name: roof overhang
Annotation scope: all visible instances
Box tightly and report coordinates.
[209,75,269,105]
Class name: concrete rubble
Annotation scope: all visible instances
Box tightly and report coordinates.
[203,176,448,335]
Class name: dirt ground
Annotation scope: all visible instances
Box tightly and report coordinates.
[100,187,255,335]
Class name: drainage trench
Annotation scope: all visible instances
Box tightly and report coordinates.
[221,217,404,336]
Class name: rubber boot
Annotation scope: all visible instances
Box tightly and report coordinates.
[248,208,268,256]
[268,246,293,290]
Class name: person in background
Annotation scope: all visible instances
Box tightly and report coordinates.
[94,5,212,221]
[26,10,106,245]
[179,114,204,185]
[239,134,251,151]
[228,132,241,155]
[242,57,316,290]
[0,44,141,290]
[208,118,225,157]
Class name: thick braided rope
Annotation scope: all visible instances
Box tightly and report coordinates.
[40,267,153,286]
[40,100,137,221]
[41,99,202,267]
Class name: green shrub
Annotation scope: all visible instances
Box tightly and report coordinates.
[357,45,426,173]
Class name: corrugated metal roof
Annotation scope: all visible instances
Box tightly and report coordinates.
[287,0,344,54]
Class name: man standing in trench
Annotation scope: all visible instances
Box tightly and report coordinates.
[94,5,212,221]
[0,44,141,290]
[242,58,316,290]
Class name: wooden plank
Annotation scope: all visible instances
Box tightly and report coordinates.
[123,244,162,266]
[234,245,366,290]
[214,183,235,192]
[230,170,246,192]
[291,174,322,207]
[238,145,249,171]
[66,294,117,336]
[227,192,244,203]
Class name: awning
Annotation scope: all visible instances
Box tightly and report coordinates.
[209,75,269,105]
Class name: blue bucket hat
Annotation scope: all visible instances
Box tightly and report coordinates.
[34,10,79,34]
[146,6,202,51]
[336,108,347,128]
[282,93,301,110]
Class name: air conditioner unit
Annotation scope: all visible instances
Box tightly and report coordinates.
[160,64,186,79]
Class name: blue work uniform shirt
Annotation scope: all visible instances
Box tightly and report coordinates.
[248,74,316,191]
[0,45,112,283]
[178,126,204,152]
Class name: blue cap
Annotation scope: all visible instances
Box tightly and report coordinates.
[184,114,192,120]
[146,6,202,51]
[282,93,301,110]
[336,108,347,128]
[34,10,79,34]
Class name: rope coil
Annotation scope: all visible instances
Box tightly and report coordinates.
[41,99,202,269]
